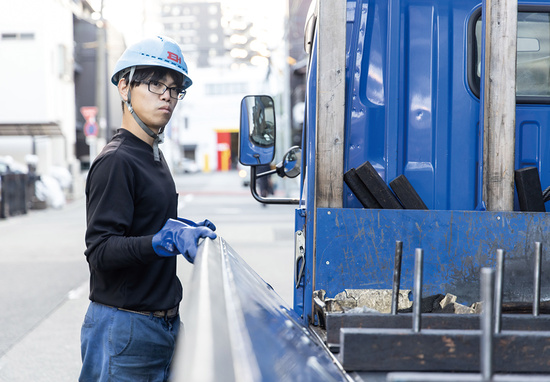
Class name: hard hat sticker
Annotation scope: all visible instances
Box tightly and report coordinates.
[167,51,181,64]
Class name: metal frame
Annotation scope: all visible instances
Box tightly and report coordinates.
[323,241,550,379]
[248,166,300,204]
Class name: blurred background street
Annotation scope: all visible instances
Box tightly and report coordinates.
[0,170,297,381]
[0,0,311,379]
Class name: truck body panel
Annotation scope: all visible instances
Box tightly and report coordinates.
[315,208,550,304]
[296,0,550,323]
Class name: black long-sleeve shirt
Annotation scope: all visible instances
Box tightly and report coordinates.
[84,129,182,311]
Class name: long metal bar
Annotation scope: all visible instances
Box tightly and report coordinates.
[481,267,495,382]
[173,238,350,381]
[413,248,423,333]
[534,242,543,317]
[494,249,504,333]
[391,240,403,315]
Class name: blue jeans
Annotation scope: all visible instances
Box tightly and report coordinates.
[79,302,180,382]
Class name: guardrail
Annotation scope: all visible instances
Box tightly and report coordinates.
[171,237,349,382]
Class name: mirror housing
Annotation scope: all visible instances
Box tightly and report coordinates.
[276,146,301,179]
[239,95,276,166]
[239,96,301,205]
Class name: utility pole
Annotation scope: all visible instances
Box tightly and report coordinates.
[96,0,111,146]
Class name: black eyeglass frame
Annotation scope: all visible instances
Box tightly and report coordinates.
[138,80,186,100]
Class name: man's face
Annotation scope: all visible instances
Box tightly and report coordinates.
[128,73,180,132]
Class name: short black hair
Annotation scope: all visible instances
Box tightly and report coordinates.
[120,66,184,111]
[127,66,184,88]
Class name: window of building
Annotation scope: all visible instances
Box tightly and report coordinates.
[208,5,218,15]
[468,7,550,103]
[57,44,71,80]
[1,32,35,40]
[171,7,181,16]
[205,82,249,96]
[209,19,218,29]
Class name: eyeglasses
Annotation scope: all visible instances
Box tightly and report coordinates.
[141,80,186,100]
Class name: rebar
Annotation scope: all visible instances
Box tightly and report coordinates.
[494,249,504,334]
[481,267,495,381]
[391,241,403,315]
[534,242,542,317]
[412,248,423,333]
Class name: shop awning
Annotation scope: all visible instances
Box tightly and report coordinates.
[0,122,63,136]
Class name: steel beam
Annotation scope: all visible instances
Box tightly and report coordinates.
[326,313,550,347]
[339,328,550,372]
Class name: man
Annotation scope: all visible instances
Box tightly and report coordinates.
[79,36,216,381]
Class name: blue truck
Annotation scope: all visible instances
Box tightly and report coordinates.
[174,0,550,380]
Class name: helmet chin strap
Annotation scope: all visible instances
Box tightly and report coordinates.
[124,66,164,162]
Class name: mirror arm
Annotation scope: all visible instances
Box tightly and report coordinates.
[249,166,300,205]
[257,169,277,178]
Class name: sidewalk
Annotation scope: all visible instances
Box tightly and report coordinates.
[0,170,296,381]
[0,282,89,382]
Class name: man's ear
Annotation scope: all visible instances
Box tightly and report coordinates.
[118,78,129,102]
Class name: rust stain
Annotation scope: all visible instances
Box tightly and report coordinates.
[442,336,456,354]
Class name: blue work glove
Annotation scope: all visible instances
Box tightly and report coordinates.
[152,218,217,263]
[177,217,216,232]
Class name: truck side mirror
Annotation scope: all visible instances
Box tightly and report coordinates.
[276,146,301,178]
[239,95,276,166]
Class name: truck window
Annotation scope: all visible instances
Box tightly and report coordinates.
[469,9,550,103]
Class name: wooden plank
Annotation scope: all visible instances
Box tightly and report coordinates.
[315,0,346,209]
[344,168,382,208]
[326,313,550,346]
[355,161,403,209]
[390,175,428,210]
[481,0,517,211]
[311,0,347,325]
[339,328,550,372]
[515,167,546,212]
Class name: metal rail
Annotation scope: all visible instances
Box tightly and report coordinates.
[171,237,349,381]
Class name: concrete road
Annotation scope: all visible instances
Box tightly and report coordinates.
[174,169,297,306]
[0,169,297,381]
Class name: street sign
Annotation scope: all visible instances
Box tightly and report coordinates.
[80,106,98,122]
[84,121,98,137]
